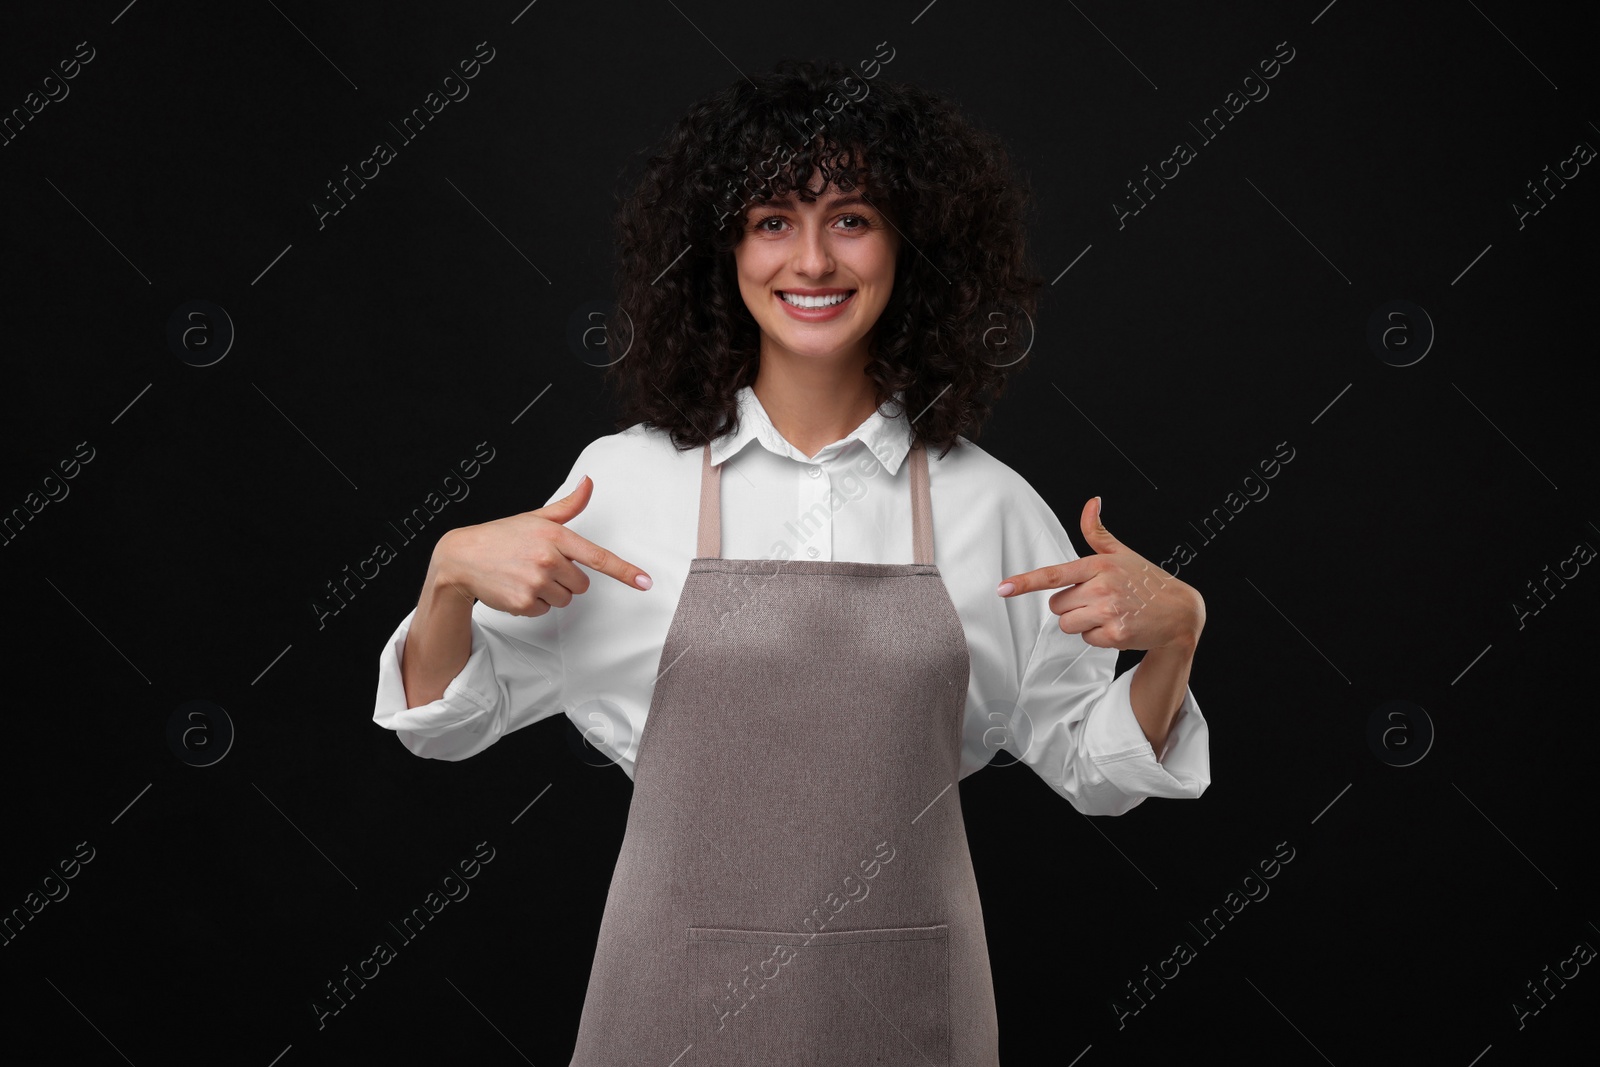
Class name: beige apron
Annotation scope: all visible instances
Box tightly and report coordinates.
[569,439,999,1065]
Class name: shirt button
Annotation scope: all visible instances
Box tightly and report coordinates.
[807,465,822,478]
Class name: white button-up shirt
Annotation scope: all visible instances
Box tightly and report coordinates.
[372,386,1210,816]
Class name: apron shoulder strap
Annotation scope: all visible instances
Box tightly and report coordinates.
[909,440,933,565]
[698,441,721,559]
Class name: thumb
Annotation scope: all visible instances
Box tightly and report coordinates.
[1080,496,1118,553]
[533,474,594,524]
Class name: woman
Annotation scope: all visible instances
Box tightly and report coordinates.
[373,57,1210,1065]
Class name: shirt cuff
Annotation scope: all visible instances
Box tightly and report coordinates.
[372,608,503,760]
[1078,664,1211,813]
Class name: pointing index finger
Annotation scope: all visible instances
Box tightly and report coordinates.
[997,556,1097,597]
[555,526,653,590]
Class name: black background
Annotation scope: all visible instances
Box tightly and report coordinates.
[2,1,1595,1064]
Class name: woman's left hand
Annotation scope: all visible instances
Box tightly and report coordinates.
[996,497,1205,651]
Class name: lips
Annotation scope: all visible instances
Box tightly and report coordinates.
[777,289,855,308]
[773,288,856,321]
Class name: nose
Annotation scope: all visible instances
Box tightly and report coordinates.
[791,217,834,278]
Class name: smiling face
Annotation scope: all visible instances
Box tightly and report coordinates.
[733,174,901,370]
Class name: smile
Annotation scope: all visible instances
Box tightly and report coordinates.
[778,290,854,308]
[775,289,856,322]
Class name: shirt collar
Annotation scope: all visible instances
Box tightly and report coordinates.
[710,384,914,475]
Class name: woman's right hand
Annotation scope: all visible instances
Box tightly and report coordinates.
[431,475,652,616]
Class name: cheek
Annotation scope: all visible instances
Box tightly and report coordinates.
[854,241,898,287]
[733,261,763,303]
[736,245,780,288]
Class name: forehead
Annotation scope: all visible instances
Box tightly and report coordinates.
[746,140,872,197]
[757,190,872,209]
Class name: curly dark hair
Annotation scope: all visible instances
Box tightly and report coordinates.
[602,56,1043,460]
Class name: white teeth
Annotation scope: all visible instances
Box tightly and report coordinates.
[780,291,850,308]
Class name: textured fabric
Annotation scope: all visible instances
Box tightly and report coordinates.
[567,440,998,1065]
[370,385,1211,817]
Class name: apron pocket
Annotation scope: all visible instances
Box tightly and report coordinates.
[686,922,950,1065]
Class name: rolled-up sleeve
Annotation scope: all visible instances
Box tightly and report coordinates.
[372,601,565,761]
[1016,613,1211,817]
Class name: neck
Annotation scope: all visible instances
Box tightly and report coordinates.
[750,353,880,460]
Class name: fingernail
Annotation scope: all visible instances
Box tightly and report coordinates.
[635,574,652,590]
[996,581,1014,596]
[1095,496,1103,521]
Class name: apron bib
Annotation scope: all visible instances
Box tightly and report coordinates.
[569,439,999,1065]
